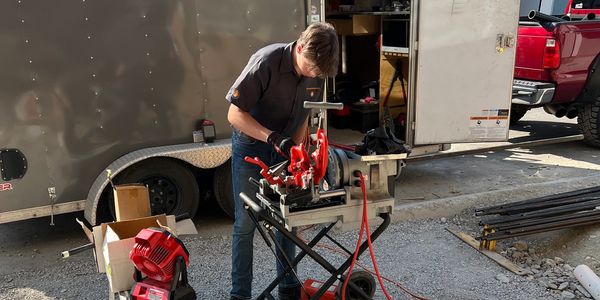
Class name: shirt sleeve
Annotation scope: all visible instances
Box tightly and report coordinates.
[225,54,271,112]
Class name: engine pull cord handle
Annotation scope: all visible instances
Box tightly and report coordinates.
[244,156,283,185]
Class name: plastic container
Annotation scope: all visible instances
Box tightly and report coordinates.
[350,102,379,133]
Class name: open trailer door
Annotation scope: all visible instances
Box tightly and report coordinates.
[408,0,520,146]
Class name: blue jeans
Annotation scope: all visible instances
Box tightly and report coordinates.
[230,130,299,300]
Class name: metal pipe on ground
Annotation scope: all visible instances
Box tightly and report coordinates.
[476,185,600,216]
[478,194,600,216]
[481,199,600,226]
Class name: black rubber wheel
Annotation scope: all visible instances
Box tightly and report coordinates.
[510,104,529,125]
[213,159,234,219]
[340,270,377,300]
[109,158,200,218]
[578,98,600,147]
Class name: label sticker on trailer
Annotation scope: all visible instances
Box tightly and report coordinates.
[469,109,509,139]
[0,183,13,192]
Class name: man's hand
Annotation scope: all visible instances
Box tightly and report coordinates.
[267,132,295,158]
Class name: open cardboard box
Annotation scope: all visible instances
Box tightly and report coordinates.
[78,215,197,294]
[77,185,197,294]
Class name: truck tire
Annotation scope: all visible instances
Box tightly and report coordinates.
[510,104,529,125]
[577,98,600,147]
[213,159,234,219]
[112,158,200,218]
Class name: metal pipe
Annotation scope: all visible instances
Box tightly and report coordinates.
[494,210,600,231]
[480,218,600,240]
[476,185,600,215]
[478,194,600,216]
[482,199,600,226]
[528,10,565,23]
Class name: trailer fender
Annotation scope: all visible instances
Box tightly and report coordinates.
[84,139,231,225]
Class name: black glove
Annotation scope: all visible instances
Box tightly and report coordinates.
[267,132,295,158]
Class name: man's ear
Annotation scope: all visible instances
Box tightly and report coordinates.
[296,44,303,54]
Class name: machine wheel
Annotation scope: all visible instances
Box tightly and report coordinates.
[510,104,529,125]
[578,98,600,147]
[213,159,234,218]
[109,158,200,218]
[339,270,377,300]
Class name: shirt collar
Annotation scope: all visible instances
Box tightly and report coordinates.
[280,41,298,76]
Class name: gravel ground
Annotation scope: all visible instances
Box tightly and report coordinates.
[0,214,558,300]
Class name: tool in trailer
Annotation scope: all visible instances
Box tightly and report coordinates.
[129,227,196,300]
[241,101,406,299]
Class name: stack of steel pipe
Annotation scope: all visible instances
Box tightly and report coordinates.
[475,186,600,241]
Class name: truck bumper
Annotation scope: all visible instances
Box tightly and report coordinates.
[512,79,555,106]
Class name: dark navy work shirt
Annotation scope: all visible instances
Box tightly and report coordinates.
[226,42,324,137]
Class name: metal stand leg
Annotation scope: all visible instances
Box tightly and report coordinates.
[241,192,391,300]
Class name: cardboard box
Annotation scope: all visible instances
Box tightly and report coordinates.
[329,15,380,35]
[113,184,151,221]
[78,214,196,294]
[352,15,380,35]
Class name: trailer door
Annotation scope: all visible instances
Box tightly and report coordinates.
[408,0,519,146]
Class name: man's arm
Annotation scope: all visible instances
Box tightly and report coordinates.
[227,104,273,143]
[292,116,309,145]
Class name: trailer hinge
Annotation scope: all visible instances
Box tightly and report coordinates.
[411,121,415,130]
[48,187,56,226]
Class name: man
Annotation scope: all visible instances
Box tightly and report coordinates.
[225,22,339,300]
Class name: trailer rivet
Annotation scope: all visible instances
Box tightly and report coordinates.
[28,60,32,64]
[87,35,91,39]
[25,39,29,43]
[92,74,96,78]
[90,56,94,60]
[146,52,150,56]
[248,28,252,31]
[150,87,154,91]
[21,19,24,23]
[145,34,149,38]
[85,17,88,21]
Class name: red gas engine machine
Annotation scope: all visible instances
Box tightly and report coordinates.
[129,227,196,300]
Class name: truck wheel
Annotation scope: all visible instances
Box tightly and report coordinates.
[510,104,529,125]
[213,160,234,218]
[339,270,377,300]
[578,98,600,147]
[112,158,200,218]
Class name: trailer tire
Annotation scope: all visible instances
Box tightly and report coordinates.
[111,158,200,218]
[213,159,234,219]
[510,104,529,125]
[577,97,600,147]
[339,270,377,300]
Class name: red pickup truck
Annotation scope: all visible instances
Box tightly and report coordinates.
[512,0,600,146]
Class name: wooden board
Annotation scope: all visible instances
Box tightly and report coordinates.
[446,227,531,276]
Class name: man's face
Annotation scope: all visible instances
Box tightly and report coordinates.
[296,45,321,78]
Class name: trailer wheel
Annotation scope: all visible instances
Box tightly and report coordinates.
[578,98,600,147]
[510,104,529,125]
[339,270,377,300]
[111,158,200,218]
[213,159,234,219]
